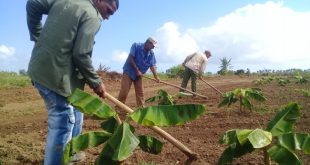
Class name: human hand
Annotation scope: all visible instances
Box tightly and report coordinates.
[93,83,106,98]
[155,78,161,83]
[198,75,203,80]
[136,70,143,77]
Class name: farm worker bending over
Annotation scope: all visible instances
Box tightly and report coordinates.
[180,50,212,93]
[26,0,119,164]
[118,37,160,107]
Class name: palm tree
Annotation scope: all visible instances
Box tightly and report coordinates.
[218,57,232,75]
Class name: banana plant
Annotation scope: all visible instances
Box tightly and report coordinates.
[218,103,310,165]
[294,74,308,84]
[146,89,194,105]
[218,88,266,112]
[295,89,310,97]
[253,77,275,86]
[145,89,175,105]
[62,89,206,164]
[275,77,290,86]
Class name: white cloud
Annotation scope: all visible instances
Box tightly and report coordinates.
[0,45,15,58]
[111,50,128,62]
[153,1,310,72]
[154,22,199,64]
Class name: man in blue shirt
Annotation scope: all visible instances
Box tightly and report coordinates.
[118,37,160,107]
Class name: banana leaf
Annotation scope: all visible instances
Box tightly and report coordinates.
[245,129,272,149]
[218,129,272,164]
[95,156,119,165]
[246,89,267,101]
[219,129,254,165]
[177,92,194,97]
[219,129,239,145]
[145,89,175,105]
[218,141,254,165]
[218,92,237,107]
[235,129,253,145]
[238,88,246,97]
[145,95,161,103]
[62,131,112,164]
[266,103,301,136]
[222,129,272,148]
[68,89,116,119]
[138,135,163,154]
[277,133,310,154]
[101,117,119,134]
[97,122,139,162]
[268,144,302,165]
[130,104,205,126]
[241,98,252,110]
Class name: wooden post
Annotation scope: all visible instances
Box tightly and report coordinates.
[104,92,198,160]
[143,76,207,99]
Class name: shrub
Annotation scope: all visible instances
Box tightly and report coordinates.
[166,65,185,78]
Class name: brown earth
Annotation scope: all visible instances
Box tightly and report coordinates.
[0,75,309,165]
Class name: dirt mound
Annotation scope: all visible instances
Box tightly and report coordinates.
[97,71,122,82]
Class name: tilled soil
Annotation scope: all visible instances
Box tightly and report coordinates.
[0,75,309,165]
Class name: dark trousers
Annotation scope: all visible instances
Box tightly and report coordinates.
[181,67,197,92]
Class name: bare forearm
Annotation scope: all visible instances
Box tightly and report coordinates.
[150,66,158,79]
[129,56,139,72]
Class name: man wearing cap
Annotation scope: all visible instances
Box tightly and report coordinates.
[180,50,212,93]
[117,37,160,107]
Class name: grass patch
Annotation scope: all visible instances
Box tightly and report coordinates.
[0,72,31,88]
[144,72,171,80]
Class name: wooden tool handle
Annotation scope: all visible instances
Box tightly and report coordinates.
[143,76,207,99]
[201,79,223,95]
[104,92,197,159]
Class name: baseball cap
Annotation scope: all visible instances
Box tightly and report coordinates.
[146,37,157,47]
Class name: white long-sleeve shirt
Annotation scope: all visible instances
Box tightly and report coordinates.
[183,52,208,74]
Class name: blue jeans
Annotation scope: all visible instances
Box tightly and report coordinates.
[34,82,83,165]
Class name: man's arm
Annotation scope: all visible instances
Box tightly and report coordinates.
[26,0,51,42]
[150,66,160,82]
[72,18,107,97]
[129,55,142,77]
[182,53,195,66]
[198,61,207,79]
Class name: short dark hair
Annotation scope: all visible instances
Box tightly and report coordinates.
[106,0,119,9]
[204,50,211,57]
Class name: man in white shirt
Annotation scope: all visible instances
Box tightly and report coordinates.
[181,50,211,92]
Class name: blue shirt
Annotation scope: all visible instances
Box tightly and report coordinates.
[123,43,156,80]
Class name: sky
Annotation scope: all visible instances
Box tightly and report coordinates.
[1,0,310,74]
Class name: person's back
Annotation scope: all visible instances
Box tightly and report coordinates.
[28,0,102,97]
[26,0,119,164]
[184,52,208,74]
